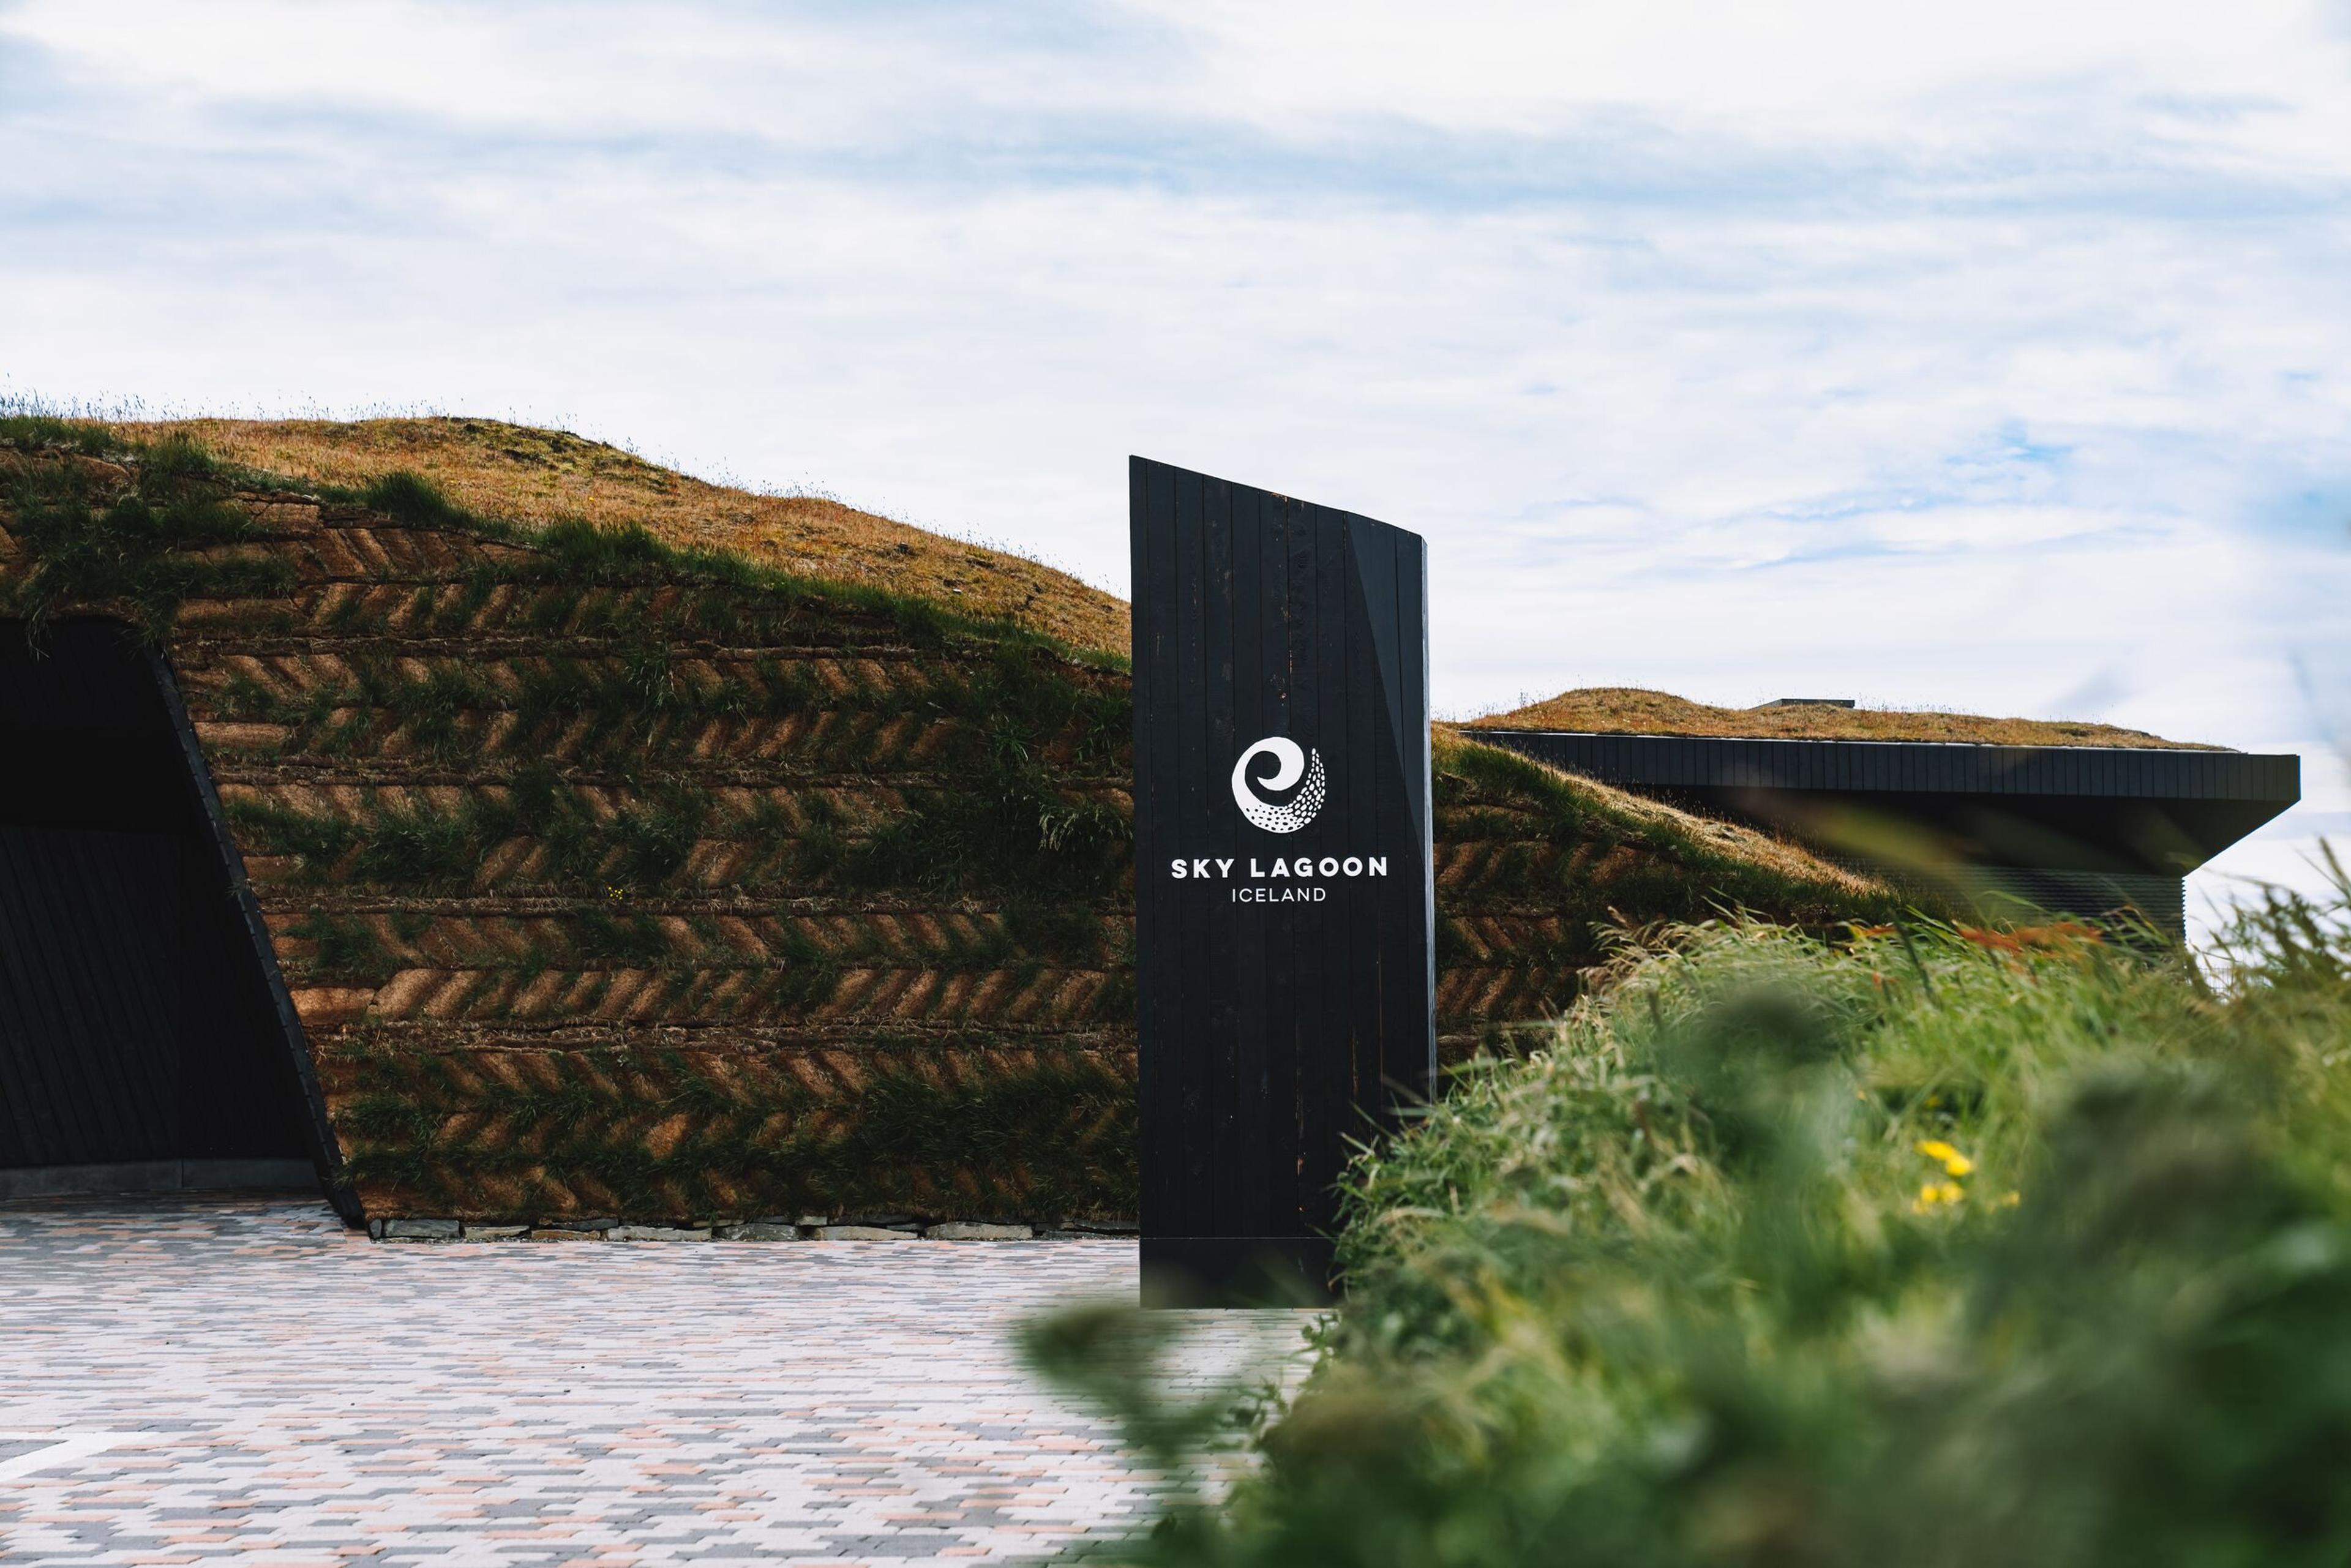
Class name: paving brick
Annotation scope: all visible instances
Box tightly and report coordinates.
[814,1225,920,1240]
[925,1223,1033,1240]
[382,1218,459,1240]
[0,1197,1312,1565]
[607,1226,711,1242]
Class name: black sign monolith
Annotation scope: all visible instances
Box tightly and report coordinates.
[1128,457,1435,1304]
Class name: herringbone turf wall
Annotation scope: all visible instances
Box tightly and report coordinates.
[0,431,1899,1223]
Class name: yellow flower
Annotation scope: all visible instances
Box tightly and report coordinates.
[1911,1180,1965,1212]
[1916,1139,1975,1177]
[1998,1190,2022,1207]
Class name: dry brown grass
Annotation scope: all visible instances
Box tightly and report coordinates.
[67,419,2185,754]
[110,416,1131,655]
[1463,686,2218,751]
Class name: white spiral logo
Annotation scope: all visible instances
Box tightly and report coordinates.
[1231,737,1326,834]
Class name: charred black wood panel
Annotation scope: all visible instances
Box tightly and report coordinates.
[0,618,336,1202]
[1472,728,2300,939]
[1473,729,2298,875]
[1130,459,1434,1304]
[1474,729,2297,806]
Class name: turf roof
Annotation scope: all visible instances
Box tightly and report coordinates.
[85,422,2201,756]
[1465,686,2218,751]
[111,416,1131,657]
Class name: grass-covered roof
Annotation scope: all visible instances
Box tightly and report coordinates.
[1466,685,2215,750]
[112,415,1131,656]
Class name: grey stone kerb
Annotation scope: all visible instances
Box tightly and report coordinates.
[369,1215,1144,1244]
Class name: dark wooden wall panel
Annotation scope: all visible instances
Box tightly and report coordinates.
[1476,728,2298,871]
[1477,729,2300,809]
[1472,728,2300,940]
[1130,459,1434,1300]
[0,620,321,1181]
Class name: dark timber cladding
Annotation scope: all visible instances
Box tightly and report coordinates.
[0,618,342,1209]
[1472,728,2300,938]
[1472,730,2298,874]
[1130,457,1435,1303]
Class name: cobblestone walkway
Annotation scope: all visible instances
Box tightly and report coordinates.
[0,1199,1313,1566]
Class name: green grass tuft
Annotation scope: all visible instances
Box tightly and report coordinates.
[1,439,295,636]
[1025,868,2351,1566]
[0,415,121,457]
[361,470,476,527]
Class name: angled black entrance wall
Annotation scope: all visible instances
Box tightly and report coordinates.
[0,618,341,1205]
[1130,459,1435,1303]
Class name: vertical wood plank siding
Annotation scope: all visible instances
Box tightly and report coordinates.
[0,620,321,1186]
[1472,728,2300,938]
[1472,729,2299,814]
[1130,459,1434,1299]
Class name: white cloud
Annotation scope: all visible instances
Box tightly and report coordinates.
[1133,0,2351,154]
[1,0,2344,932]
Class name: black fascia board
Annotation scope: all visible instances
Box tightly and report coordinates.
[1472,729,2300,876]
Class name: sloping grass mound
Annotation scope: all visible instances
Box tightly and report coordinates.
[1032,866,2351,1564]
[112,415,1133,655]
[1468,685,2211,749]
[0,415,1908,1225]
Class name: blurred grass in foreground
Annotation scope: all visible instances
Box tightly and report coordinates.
[1027,850,2351,1567]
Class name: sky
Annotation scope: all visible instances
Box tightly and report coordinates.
[1,0,2345,936]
